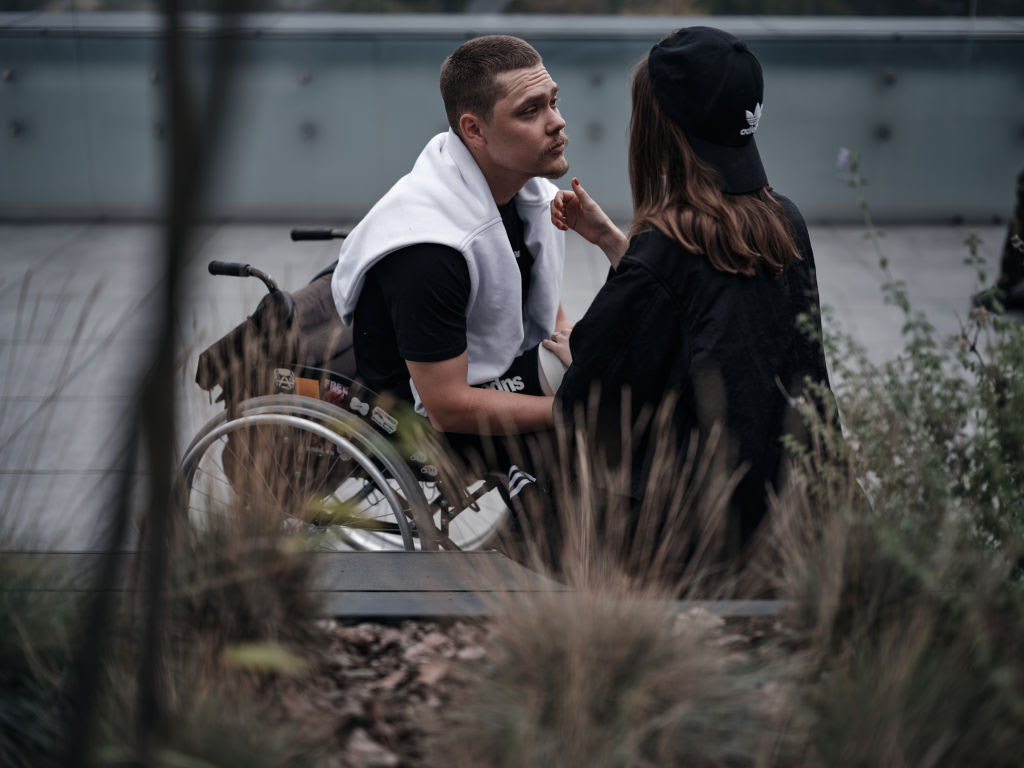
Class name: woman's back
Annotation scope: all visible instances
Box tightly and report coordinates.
[549,26,834,555]
[558,193,828,543]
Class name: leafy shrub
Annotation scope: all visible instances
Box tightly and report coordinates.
[762,149,1024,766]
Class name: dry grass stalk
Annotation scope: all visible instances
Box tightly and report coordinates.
[435,392,806,767]
[439,585,797,768]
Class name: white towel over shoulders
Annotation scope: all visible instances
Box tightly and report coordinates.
[332,129,565,414]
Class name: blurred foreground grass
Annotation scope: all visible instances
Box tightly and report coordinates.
[3,152,1024,766]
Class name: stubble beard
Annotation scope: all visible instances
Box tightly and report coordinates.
[543,134,570,180]
[544,159,570,180]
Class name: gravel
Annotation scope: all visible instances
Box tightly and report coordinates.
[269,611,792,767]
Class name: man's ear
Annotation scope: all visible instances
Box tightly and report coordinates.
[459,113,486,149]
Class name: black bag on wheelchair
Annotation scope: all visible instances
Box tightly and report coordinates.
[195,269,355,408]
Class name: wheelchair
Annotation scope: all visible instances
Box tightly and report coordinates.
[181,228,511,551]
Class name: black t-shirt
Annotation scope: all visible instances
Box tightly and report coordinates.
[556,194,832,543]
[353,198,535,401]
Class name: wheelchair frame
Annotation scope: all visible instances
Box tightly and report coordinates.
[181,247,511,552]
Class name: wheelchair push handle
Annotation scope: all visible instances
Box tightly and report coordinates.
[290,227,349,241]
[208,260,251,277]
[207,261,281,293]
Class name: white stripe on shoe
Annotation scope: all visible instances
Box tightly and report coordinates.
[507,464,536,499]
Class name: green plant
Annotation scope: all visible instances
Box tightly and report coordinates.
[827,148,1024,551]
[760,148,1024,766]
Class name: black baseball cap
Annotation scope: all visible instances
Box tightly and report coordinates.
[648,26,768,195]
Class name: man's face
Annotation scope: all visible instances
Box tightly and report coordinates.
[473,64,569,191]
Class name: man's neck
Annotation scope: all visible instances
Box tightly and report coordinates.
[464,143,526,206]
[487,179,524,207]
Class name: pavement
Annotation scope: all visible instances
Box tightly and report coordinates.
[2,548,790,618]
[0,217,1010,550]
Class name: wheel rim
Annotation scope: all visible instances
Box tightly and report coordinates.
[180,395,508,551]
[181,412,416,550]
[334,476,508,552]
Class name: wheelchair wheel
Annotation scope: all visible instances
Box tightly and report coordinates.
[267,370,511,551]
[180,395,441,551]
[339,473,509,553]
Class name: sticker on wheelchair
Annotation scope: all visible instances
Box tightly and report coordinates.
[273,368,296,393]
[281,365,441,478]
[409,450,439,479]
[323,378,350,403]
[273,367,320,398]
[371,406,398,434]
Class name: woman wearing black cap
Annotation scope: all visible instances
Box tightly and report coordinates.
[544,27,832,556]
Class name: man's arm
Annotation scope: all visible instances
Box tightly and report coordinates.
[408,352,555,435]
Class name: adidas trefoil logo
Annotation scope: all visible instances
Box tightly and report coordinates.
[740,102,762,136]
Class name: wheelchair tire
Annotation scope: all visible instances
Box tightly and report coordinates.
[180,395,441,551]
[263,395,512,552]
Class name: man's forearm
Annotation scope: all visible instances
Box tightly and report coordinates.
[438,390,555,434]
[425,387,555,435]
[408,353,556,435]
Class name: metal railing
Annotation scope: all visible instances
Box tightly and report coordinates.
[2,12,1022,221]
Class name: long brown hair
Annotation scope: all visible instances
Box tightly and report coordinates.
[628,61,798,278]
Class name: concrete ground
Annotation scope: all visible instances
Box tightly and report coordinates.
[0,218,1009,549]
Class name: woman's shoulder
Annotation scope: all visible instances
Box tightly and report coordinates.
[621,226,701,273]
[623,225,675,255]
[768,190,814,262]
[619,226,713,296]
[769,191,810,234]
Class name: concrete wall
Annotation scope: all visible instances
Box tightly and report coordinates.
[1,12,1022,222]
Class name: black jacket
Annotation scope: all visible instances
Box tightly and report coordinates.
[556,195,831,544]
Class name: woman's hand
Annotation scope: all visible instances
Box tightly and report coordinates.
[551,177,609,242]
[541,328,573,368]
[550,177,629,269]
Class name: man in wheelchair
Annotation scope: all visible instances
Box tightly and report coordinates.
[191,35,572,555]
[332,35,573,524]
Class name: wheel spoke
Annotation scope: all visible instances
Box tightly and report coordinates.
[180,397,507,552]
